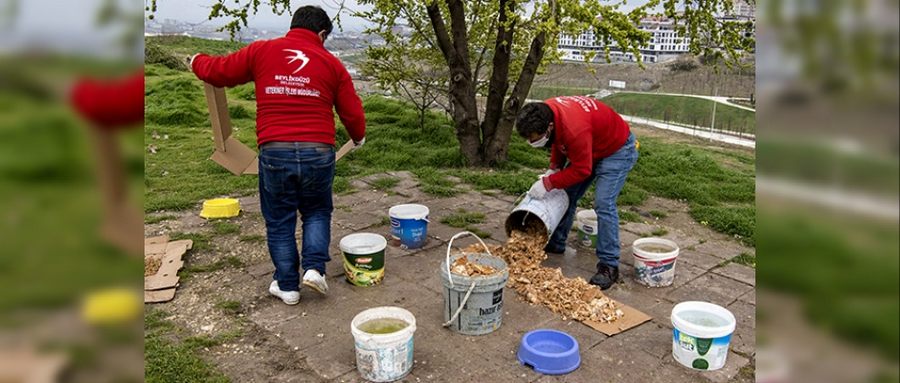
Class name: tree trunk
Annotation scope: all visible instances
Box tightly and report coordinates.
[484,31,549,165]
[479,0,516,163]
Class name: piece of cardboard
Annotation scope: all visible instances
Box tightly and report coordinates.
[0,349,67,383]
[144,236,191,303]
[581,301,652,336]
[204,83,259,175]
[335,140,355,161]
[210,136,259,175]
[144,288,177,303]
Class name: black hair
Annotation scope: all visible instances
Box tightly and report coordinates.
[516,102,554,137]
[290,5,333,40]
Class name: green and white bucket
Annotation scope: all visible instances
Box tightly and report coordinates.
[341,233,387,287]
[671,301,736,371]
[576,210,598,248]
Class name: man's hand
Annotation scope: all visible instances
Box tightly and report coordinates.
[352,137,365,151]
[528,178,549,199]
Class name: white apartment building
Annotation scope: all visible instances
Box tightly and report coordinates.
[558,17,691,64]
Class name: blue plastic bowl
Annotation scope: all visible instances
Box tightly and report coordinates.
[517,329,581,375]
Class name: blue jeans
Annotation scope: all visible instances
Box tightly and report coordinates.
[259,146,335,292]
[547,133,638,268]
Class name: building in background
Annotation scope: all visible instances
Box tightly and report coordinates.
[558,16,691,63]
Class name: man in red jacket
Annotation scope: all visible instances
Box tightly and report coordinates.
[191,6,366,305]
[516,96,638,290]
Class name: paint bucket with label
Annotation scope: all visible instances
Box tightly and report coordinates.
[576,210,598,248]
[439,232,509,335]
[341,233,387,287]
[389,204,430,249]
[671,301,736,371]
[351,306,417,382]
[505,190,570,243]
[632,238,680,287]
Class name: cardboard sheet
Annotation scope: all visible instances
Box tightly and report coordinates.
[582,301,652,336]
[144,236,191,303]
[204,83,259,175]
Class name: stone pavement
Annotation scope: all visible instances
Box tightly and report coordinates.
[239,171,756,382]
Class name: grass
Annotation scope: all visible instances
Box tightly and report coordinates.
[182,256,244,276]
[528,85,598,100]
[170,232,212,251]
[602,92,756,134]
[370,176,400,190]
[649,210,668,218]
[146,214,177,224]
[440,209,486,228]
[650,228,669,236]
[215,300,242,315]
[731,252,757,267]
[212,221,241,235]
[238,234,266,243]
[618,210,642,223]
[145,309,234,383]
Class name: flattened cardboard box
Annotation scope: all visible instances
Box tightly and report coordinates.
[144,236,192,303]
[582,302,652,336]
[203,83,258,175]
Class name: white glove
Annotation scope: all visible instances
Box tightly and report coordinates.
[352,137,365,151]
[528,178,549,199]
[187,53,199,68]
[542,169,559,177]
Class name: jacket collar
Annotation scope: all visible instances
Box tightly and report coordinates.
[286,28,324,46]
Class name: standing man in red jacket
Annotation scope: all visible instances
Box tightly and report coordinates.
[516,96,638,290]
[191,6,366,305]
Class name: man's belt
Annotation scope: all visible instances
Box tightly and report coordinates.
[259,141,333,150]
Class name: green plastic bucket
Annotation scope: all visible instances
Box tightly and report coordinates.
[341,233,387,287]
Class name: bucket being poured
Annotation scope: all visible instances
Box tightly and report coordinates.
[439,232,509,335]
[632,237,680,287]
[389,204,430,249]
[576,210,598,248]
[340,233,387,287]
[671,301,736,371]
[351,306,417,382]
[505,190,569,243]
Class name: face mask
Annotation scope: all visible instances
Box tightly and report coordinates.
[529,133,549,148]
[529,124,553,148]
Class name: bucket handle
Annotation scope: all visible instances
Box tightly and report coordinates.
[442,280,477,328]
[444,231,494,288]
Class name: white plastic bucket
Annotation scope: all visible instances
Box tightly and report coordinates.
[632,237,680,287]
[576,210,598,248]
[671,301,736,371]
[505,189,569,241]
[351,306,417,382]
[340,233,388,287]
[389,204,430,249]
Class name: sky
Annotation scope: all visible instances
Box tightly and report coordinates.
[148,0,656,33]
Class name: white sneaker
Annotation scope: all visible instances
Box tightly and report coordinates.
[269,280,300,305]
[302,269,328,295]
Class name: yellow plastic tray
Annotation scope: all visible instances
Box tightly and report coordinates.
[200,198,241,218]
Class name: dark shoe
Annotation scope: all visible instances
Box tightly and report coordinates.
[544,244,566,255]
[589,264,619,290]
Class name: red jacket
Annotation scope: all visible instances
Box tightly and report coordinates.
[191,29,366,146]
[69,70,145,130]
[543,96,630,190]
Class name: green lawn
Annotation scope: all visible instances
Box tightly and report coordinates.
[602,92,756,135]
[528,85,598,101]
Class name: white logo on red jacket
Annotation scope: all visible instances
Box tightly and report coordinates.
[283,49,310,74]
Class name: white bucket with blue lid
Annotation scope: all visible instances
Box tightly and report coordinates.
[389,204,430,249]
[671,301,736,371]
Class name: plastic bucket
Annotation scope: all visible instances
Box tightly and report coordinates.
[389,204,430,249]
[439,232,509,335]
[632,238,680,287]
[340,233,387,287]
[671,301,736,371]
[505,190,569,242]
[351,306,417,382]
[576,210,598,248]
